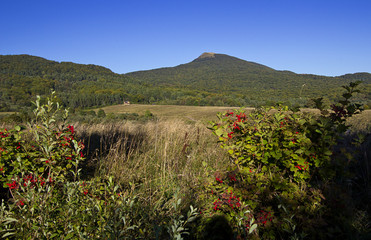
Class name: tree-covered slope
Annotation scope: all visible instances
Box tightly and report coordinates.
[1,53,370,111]
[127,53,276,90]
[127,52,371,105]
[0,55,149,111]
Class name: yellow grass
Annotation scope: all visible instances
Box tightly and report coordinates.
[99,104,370,131]
[99,104,253,122]
[75,120,229,202]
[347,109,371,132]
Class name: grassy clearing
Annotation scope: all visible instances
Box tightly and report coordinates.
[73,120,231,238]
[99,104,252,122]
[99,104,371,131]
[76,119,229,205]
[77,106,371,212]
[347,109,371,132]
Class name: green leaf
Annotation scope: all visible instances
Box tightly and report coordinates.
[215,128,225,137]
[4,217,18,224]
[50,233,59,238]
[324,150,332,156]
[64,233,74,239]
[295,149,304,154]
[249,223,258,233]
[315,129,322,134]
[2,232,16,238]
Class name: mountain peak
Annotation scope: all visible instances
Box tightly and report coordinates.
[197,52,216,59]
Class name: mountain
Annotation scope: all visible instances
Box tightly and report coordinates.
[127,53,276,90]
[0,53,370,111]
[126,52,371,104]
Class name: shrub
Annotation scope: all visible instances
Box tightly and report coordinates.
[0,92,197,239]
[0,93,84,187]
[97,109,106,118]
[0,93,143,238]
[206,82,364,239]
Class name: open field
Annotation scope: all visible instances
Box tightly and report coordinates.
[99,104,371,130]
[99,104,253,122]
[347,109,371,132]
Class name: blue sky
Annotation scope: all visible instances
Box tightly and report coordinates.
[1,0,370,76]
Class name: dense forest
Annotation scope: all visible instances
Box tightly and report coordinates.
[1,53,370,111]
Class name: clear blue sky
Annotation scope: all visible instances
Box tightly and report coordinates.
[1,0,370,76]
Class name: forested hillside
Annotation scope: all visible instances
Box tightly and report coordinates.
[0,55,142,111]
[1,53,370,111]
[127,53,371,107]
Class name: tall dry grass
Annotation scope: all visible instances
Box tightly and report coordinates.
[75,119,229,206]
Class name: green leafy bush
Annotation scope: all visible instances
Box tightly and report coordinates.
[0,92,197,239]
[1,93,83,187]
[206,82,364,239]
[0,93,144,239]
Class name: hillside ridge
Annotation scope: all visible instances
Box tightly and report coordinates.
[1,53,370,111]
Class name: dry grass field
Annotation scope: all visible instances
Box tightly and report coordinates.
[99,104,253,122]
[347,109,371,132]
[99,104,371,131]
[75,119,230,209]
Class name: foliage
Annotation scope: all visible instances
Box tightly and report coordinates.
[97,109,106,118]
[167,190,199,240]
[127,53,371,107]
[0,93,84,187]
[1,54,371,111]
[0,93,199,239]
[206,82,364,238]
[0,176,144,239]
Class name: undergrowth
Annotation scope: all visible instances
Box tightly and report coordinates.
[0,82,370,239]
